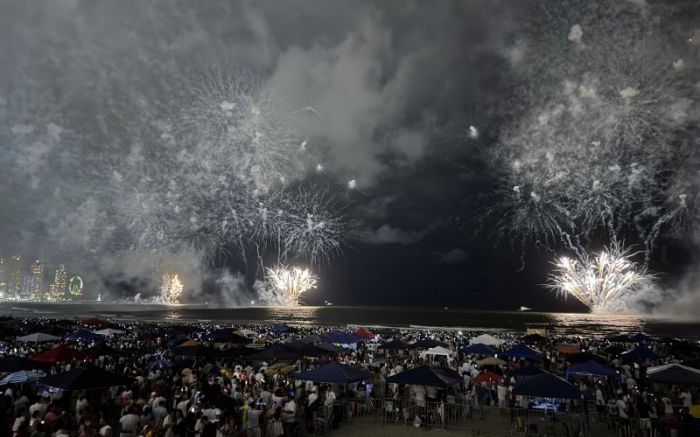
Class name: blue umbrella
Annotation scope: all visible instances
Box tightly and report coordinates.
[502,344,543,360]
[462,344,497,355]
[379,340,411,350]
[513,365,546,379]
[295,361,370,384]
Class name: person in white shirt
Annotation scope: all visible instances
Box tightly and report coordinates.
[323,388,336,407]
[119,407,140,437]
[679,389,692,408]
[308,387,319,407]
[616,396,629,418]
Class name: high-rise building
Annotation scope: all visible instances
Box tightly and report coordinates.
[9,256,23,298]
[30,260,44,300]
[49,264,67,300]
[0,257,6,296]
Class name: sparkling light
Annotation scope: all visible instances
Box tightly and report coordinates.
[265,266,318,306]
[160,273,183,305]
[546,241,654,312]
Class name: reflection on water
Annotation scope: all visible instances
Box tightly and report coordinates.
[1,302,698,338]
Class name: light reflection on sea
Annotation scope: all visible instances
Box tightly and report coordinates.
[1,303,698,338]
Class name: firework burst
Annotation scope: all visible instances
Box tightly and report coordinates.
[160,273,184,305]
[546,241,654,312]
[265,266,318,305]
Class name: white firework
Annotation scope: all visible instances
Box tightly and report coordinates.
[546,241,654,312]
[265,266,318,305]
[160,273,184,305]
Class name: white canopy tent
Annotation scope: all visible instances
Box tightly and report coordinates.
[94,328,125,336]
[469,334,505,346]
[16,333,61,343]
[422,346,453,357]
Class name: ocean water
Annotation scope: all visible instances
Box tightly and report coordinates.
[2,302,699,339]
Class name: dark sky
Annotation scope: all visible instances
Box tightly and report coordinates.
[0,0,698,312]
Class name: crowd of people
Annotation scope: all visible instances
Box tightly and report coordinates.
[0,316,698,437]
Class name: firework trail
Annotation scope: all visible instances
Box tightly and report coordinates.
[546,241,654,313]
[485,0,699,255]
[265,266,318,305]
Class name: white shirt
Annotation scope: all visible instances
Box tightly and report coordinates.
[616,400,628,418]
[680,391,692,407]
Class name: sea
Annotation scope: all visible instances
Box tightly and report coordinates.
[1,302,699,339]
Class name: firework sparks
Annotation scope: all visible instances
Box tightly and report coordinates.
[265,266,318,305]
[160,273,184,304]
[546,242,654,312]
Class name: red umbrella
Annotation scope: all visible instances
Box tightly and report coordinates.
[355,327,375,339]
[82,318,108,327]
[473,371,501,385]
[30,344,90,364]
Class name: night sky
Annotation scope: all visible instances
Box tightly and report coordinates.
[0,0,698,313]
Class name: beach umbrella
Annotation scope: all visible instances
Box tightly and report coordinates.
[513,373,583,399]
[93,328,125,337]
[172,344,218,357]
[296,361,370,384]
[30,344,89,363]
[0,370,45,385]
[323,330,361,344]
[609,334,634,343]
[247,344,299,361]
[647,364,700,385]
[565,361,618,379]
[81,318,108,327]
[355,327,375,339]
[386,365,462,388]
[502,344,544,360]
[17,333,61,343]
[513,366,547,380]
[314,342,342,354]
[65,330,104,342]
[473,371,501,385]
[566,352,608,364]
[206,329,251,344]
[285,341,325,357]
[604,345,626,355]
[556,344,580,354]
[39,367,132,390]
[272,323,291,333]
[630,333,652,342]
[462,344,497,355]
[469,334,505,346]
[299,334,323,343]
[412,339,448,349]
[476,357,506,366]
[213,347,258,359]
[621,346,661,360]
[379,340,411,350]
[0,356,48,372]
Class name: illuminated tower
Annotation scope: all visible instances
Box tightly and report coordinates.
[30,260,44,300]
[0,257,6,297]
[9,256,23,299]
[49,264,67,300]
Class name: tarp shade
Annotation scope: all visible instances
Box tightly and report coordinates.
[295,361,370,384]
[386,366,463,388]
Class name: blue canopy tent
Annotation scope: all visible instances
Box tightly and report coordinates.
[502,344,543,360]
[621,346,661,360]
[295,361,370,384]
[512,372,583,399]
[65,330,104,342]
[566,352,608,364]
[385,366,463,388]
[565,361,618,379]
[647,364,700,385]
[272,324,291,333]
[604,345,626,356]
[0,370,45,385]
[379,340,411,350]
[513,366,547,380]
[462,344,497,355]
[247,344,299,361]
[323,330,362,344]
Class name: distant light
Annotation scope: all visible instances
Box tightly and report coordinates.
[348,179,357,189]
